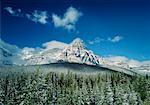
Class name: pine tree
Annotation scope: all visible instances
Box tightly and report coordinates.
[3,76,10,105]
[36,73,47,104]
[0,78,5,105]
[122,83,130,105]
[113,84,124,105]
[103,80,114,105]
[93,83,104,105]
[81,78,90,105]
[129,84,142,105]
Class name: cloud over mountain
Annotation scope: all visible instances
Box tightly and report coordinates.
[105,55,150,68]
[88,37,104,44]
[52,7,82,31]
[26,10,48,24]
[42,40,68,49]
[108,35,123,42]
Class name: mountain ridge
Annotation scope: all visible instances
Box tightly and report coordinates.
[0,38,150,74]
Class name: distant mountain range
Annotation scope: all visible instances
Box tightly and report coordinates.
[0,38,150,74]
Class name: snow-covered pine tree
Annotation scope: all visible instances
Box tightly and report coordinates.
[22,69,41,105]
[103,80,114,105]
[129,84,142,105]
[3,76,11,105]
[113,83,124,105]
[45,73,53,105]
[0,78,5,105]
[80,77,91,105]
[36,73,47,104]
[92,83,104,105]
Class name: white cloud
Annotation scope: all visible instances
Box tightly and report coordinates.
[4,7,48,24]
[52,6,82,31]
[4,7,22,16]
[26,10,48,24]
[108,35,123,42]
[105,55,150,68]
[106,56,128,62]
[42,40,68,49]
[88,41,94,45]
[4,7,14,14]
[89,35,123,45]
[21,47,42,54]
[127,59,141,67]
[22,47,36,55]
[21,41,68,57]
[4,6,81,26]
[88,37,104,45]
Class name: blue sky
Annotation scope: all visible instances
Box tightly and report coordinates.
[1,0,150,61]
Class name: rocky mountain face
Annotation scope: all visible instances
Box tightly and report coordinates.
[57,38,100,65]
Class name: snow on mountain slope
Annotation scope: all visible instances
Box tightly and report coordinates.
[0,39,21,65]
[21,48,60,65]
[0,40,69,65]
[0,39,20,53]
[21,41,68,65]
[57,38,101,65]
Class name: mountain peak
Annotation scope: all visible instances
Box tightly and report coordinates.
[70,38,85,49]
[57,38,100,65]
[72,38,83,43]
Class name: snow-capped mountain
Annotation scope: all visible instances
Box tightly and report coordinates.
[0,38,102,66]
[0,38,150,73]
[57,38,101,65]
